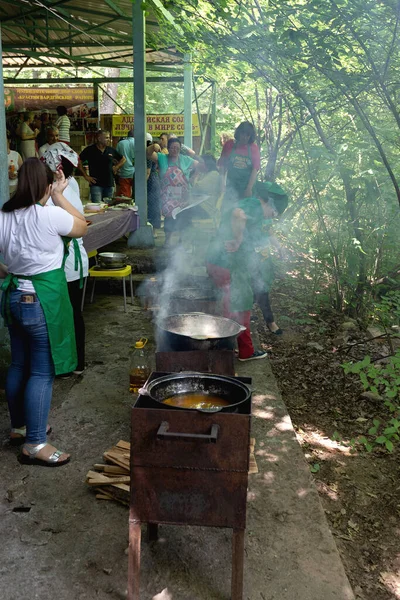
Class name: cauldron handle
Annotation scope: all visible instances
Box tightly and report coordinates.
[157,421,219,443]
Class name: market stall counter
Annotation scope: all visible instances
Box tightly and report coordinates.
[83,208,139,254]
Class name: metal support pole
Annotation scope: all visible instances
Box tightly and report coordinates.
[128,0,154,248]
[0,25,9,208]
[183,53,192,148]
[93,82,100,128]
[210,82,217,156]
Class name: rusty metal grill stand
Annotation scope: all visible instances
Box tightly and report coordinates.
[127,372,251,600]
[156,349,235,376]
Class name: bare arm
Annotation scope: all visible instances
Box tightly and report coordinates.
[50,172,87,238]
[112,156,126,174]
[77,159,96,185]
[17,154,23,170]
[147,144,161,161]
[225,208,247,252]
[244,168,258,198]
[21,127,38,141]
[0,263,8,278]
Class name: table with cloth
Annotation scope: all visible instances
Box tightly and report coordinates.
[83,209,139,253]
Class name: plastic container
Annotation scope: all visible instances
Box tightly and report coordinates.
[129,338,151,394]
[9,160,15,175]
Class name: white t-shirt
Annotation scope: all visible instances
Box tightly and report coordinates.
[39,143,50,158]
[48,178,88,282]
[0,204,74,292]
[8,150,20,191]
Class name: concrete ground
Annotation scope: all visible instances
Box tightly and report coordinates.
[0,240,355,600]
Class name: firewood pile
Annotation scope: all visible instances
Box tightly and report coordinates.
[86,440,130,506]
[86,438,258,507]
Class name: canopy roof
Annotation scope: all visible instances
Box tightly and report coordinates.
[0,0,182,73]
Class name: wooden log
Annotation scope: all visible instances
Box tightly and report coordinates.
[103,451,130,470]
[116,440,131,450]
[88,477,130,486]
[94,464,129,475]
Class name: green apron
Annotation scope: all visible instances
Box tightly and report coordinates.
[1,211,78,375]
[207,198,273,312]
[226,143,254,198]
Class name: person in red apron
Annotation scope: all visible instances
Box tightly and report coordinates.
[218,121,260,211]
[149,137,199,245]
[0,158,87,466]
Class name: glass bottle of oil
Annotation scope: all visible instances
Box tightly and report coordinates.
[129,338,150,394]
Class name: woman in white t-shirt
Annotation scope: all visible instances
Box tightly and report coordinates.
[0,158,87,467]
[42,143,89,375]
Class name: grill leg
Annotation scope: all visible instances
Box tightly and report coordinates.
[147,523,159,542]
[231,529,245,600]
[127,519,141,600]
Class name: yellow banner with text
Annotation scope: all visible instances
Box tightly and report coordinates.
[112,114,200,137]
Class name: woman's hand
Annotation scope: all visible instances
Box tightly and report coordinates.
[84,175,97,184]
[51,170,69,199]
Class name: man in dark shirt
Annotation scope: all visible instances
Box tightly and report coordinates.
[78,130,125,202]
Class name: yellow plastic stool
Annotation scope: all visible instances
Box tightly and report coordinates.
[87,249,98,260]
[85,264,134,313]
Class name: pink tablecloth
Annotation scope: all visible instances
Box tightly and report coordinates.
[83,209,139,253]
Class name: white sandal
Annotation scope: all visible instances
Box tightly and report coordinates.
[19,443,70,468]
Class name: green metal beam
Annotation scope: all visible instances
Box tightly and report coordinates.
[3,19,132,42]
[3,77,186,84]
[0,0,74,24]
[3,41,131,48]
[0,25,10,205]
[103,0,128,19]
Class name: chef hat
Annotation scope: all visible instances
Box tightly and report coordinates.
[41,142,79,172]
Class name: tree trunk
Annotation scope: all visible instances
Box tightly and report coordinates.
[100,68,120,114]
[341,169,368,317]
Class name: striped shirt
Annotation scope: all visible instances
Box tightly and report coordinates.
[56,115,70,143]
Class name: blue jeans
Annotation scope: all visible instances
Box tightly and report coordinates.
[90,185,114,203]
[6,290,55,444]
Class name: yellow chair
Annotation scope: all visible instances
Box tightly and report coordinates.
[88,250,98,260]
[85,264,134,313]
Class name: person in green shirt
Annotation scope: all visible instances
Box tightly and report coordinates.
[206,180,288,360]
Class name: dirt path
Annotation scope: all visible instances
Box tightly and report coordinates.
[257,282,400,600]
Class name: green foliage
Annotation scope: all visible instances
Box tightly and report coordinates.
[342,351,400,452]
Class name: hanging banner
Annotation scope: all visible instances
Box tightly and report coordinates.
[4,86,94,112]
[112,114,200,137]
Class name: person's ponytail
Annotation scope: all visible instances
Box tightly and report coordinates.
[3,158,51,212]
